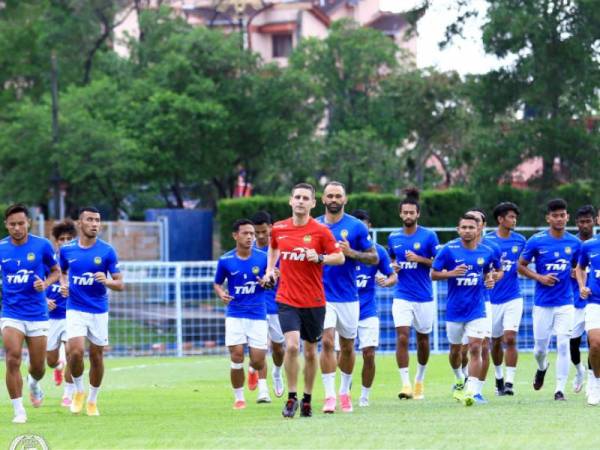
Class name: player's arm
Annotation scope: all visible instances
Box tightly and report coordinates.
[376,271,397,287]
[34,264,61,293]
[575,264,590,299]
[95,272,124,291]
[404,251,433,267]
[431,264,468,280]
[213,282,233,304]
[518,257,558,286]
[340,243,378,265]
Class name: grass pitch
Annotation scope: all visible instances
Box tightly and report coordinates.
[0,353,598,449]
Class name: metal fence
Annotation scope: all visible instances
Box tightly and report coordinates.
[109,260,561,357]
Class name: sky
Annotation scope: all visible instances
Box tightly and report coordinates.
[380,0,508,75]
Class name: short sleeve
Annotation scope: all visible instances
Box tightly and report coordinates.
[578,245,590,269]
[387,234,396,260]
[426,231,440,258]
[42,240,58,270]
[321,227,341,255]
[432,245,449,271]
[270,227,279,250]
[214,259,227,285]
[59,248,69,271]
[354,221,373,252]
[520,237,537,263]
[106,247,120,274]
[377,246,394,276]
[571,241,581,266]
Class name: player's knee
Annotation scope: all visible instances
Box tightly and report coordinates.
[396,333,409,348]
[5,352,21,370]
[30,365,45,379]
[589,338,600,354]
[69,346,85,362]
[286,342,299,356]
[504,335,517,348]
[304,346,317,362]
[469,342,482,357]
[321,337,335,353]
[556,336,570,355]
[362,348,375,364]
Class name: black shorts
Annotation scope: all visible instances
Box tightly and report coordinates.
[277,303,325,343]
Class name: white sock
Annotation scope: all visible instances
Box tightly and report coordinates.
[27,374,39,390]
[258,378,268,393]
[339,371,353,395]
[272,365,282,378]
[494,365,503,380]
[505,366,516,384]
[64,382,75,399]
[11,397,25,415]
[415,363,427,382]
[360,385,371,400]
[233,387,244,402]
[462,365,469,378]
[555,335,570,392]
[477,379,485,395]
[452,368,463,381]
[576,362,586,376]
[322,372,336,398]
[88,386,100,403]
[466,376,478,394]
[534,339,549,371]
[248,366,256,374]
[399,367,410,386]
[73,375,85,393]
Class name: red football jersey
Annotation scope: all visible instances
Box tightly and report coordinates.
[270,217,341,308]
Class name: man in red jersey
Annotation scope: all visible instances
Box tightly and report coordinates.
[264,183,344,418]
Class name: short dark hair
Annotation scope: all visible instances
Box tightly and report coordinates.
[459,213,479,225]
[493,202,520,222]
[546,198,568,213]
[323,181,346,194]
[251,211,272,226]
[51,220,77,240]
[575,205,596,220]
[78,206,100,217]
[351,209,370,223]
[4,203,29,220]
[291,183,315,198]
[232,219,254,232]
[399,187,420,212]
[467,207,487,224]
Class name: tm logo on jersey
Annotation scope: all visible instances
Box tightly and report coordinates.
[234,281,259,295]
[356,274,370,288]
[72,272,95,286]
[456,273,479,286]
[501,260,514,272]
[396,261,418,270]
[280,247,309,262]
[6,269,33,284]
[545,259,569,272]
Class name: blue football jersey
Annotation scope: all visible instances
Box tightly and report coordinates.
[316,213,374,303]
[521,230,581,307]
[577,237,600,305]
[572,234,587,309]
[0,234,58,321]
[59,239,121,314]
[46,282,66,320]
[356,243,394,321]
[484,231,526,304]
[432,240,500,322]
[214,248,268,320]
[388,226,439,302]
[255,243,278,314]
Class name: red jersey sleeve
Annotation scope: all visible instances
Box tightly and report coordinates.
[320,226,341,255]
[270,225,279,249]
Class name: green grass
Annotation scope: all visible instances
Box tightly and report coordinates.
[0,353,599,449]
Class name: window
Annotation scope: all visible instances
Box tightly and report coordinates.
[272,34,293,58]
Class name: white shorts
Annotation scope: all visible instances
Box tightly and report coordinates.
[572,307,586,338]
[47,318,67,351]
[267,314,285,344]
[0,318,49,338]
[358,317,380,349]
[585,303,600,332]
[324,301,359,339]
[532,304,574,341]
[461,303,492,344]
[392,299,434,334]
[225,317,268,350]
[491,298,524,338]
[447,318,488,345]
[66,310,109,347]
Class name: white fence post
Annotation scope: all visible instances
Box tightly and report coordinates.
[175,263,184,357]
[432,280,439,353]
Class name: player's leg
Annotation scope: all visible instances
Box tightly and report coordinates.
[586,304,600,405]
[477,302,493,400]
[229,344,246,409]
[337,302,359,412]
[413,302,434,400]
[26,332,48,409]
[465,335,483,405]
[2,323,27,423]
[66,309,90,414]
[300,305,325,417]
[491,302,506,394]
[553,305,574,400]
[267,314,285,398]
[63,341,74,407]
[532,306,552,390]
[247,318,269,403]
[46,319,64,391]
[392,299,414,398]
[320,302,339,411]
[84,312,109,416]
[502,298,523,396]
[447,321,467,400]
[358,317,379,406]
[570,307,586,393]
[278,303,302,417]
[460,342,469,379]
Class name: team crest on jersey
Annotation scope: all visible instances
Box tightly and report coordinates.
[477,257,484,266]
[512,246,519,253]
[554,252,559,257]
[303,235,312,243]
[26,252,35,262]
[252,266,260,275]
[94,256,102,265]
[340,229,349,239]
[413,242,421,250]
[565,246,572,255]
